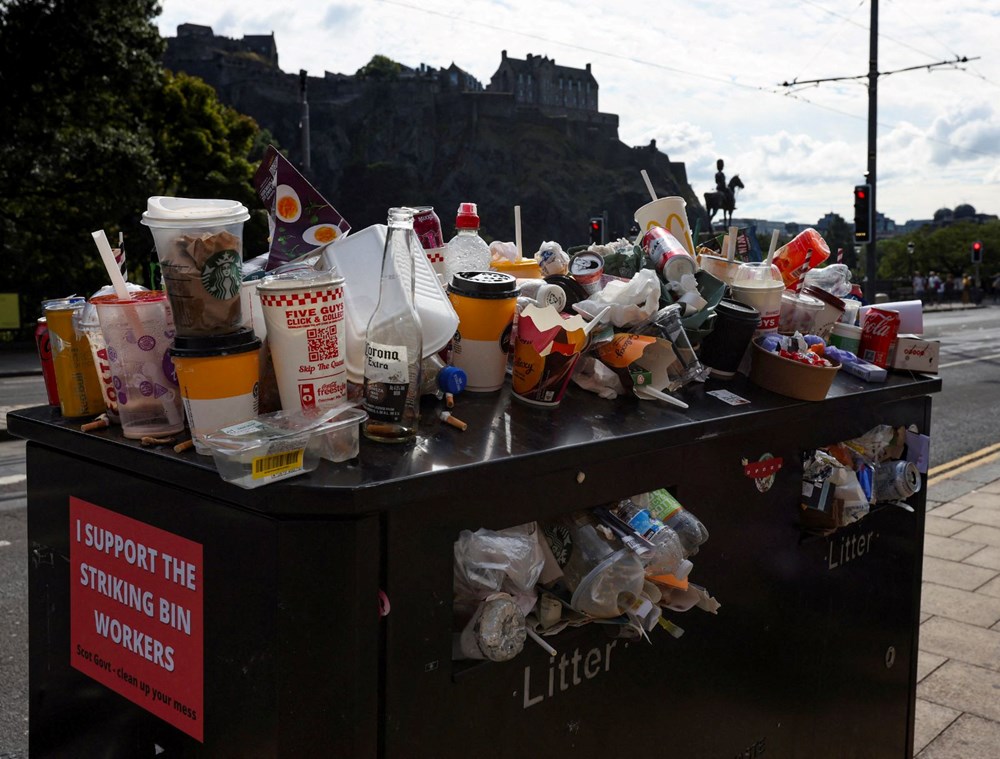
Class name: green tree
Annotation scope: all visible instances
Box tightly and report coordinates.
[356,54,401,81]
[0,0,165,324]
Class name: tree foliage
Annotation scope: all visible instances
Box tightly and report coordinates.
[356,54,401,81]
[876,220,1000,281]
[0,0,270,335]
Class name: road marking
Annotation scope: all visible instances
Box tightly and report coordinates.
[928,442,1000,485]
[939,351,1000,369]
[0,474,26,486]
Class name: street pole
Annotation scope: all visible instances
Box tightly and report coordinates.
[864,0,878,304]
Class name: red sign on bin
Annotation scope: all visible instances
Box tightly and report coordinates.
[69,497,204,742]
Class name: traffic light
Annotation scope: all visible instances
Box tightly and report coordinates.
[589,216,604,245]
[854,184,872,243]
[971,240,983,263]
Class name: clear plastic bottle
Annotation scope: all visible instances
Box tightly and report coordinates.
[362,208,424,443]
[613,499,690,578]
[642,489,710,557]
[443,202,492,286]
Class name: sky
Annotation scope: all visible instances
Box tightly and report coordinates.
[156,0,1000,226]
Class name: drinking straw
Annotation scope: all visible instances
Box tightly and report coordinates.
[637,386,690,409]
[526,627,557,657]
[582,306,612,335]
[727,226,738,263]
[765,229,780,266]
[514,205,522,260]
[641,170,657,201]
[92,230,131,300]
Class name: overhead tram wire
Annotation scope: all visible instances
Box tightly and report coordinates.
[789,0,867,85]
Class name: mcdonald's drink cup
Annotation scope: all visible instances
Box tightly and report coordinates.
[730,262,785,338]
[859,306,900,369]
[447,271,519,392]
[92,291,186,438]
[257,270,347,411]
[42,297,105,418]
[634,196,696,256]
[171,329,262,454]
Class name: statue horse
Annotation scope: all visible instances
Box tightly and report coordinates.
[704,175,744,229]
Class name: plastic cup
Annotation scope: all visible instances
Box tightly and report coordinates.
[801,285,846,340]
[730,262,785,338]
[42,297,105,419]
[698,254,741,286]
[840,298,861,326]
[92,291,186,439]
[778,291,824,335]
[828,323,862,354]
[170,329,262,455]
[140,196,249,336]
[256,270,348,412]
[634,197,696,256]
[447,271,519,392]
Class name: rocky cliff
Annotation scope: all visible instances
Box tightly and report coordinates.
[163,35,709,249]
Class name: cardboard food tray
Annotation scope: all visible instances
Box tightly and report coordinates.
[749,340,840,401]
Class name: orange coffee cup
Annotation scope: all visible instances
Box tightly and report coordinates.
[446,271,519,392]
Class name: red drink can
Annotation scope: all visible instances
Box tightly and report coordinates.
[859,306,900,368]
[411,206,444,251]
[34,317,61,406]
[640,227,696,284]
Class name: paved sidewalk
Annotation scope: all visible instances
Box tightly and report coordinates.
[914,457,1000,756]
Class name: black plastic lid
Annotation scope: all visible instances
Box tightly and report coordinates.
[170,327,261,358]
[447,271,519,299]
[716,298,760,323]
[543,274,590,312]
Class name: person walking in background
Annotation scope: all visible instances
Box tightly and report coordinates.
[961,273,972,305]
[928,271,942,306]
[944,274,955,304]
[912,271,926,304]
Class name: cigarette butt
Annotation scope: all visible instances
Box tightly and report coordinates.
[140,435,176,447]
[364,422,399,436]
[80,415,110,432]
[439,411,467,431]
[445,392,455,408]
[173,439,195,453]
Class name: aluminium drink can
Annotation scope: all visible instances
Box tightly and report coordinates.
[34,317,61,406]
[859,306,900,368]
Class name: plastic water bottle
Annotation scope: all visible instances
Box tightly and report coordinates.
[613,499,690,578]
[643,489,710,557]
[443,202,492,286]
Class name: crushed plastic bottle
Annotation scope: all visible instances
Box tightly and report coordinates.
[612,499,689,577]
[641,489,710,557]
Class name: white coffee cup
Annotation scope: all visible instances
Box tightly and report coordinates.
[634,197,696,256]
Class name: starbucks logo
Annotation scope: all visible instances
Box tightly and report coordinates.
[201,249,241,300]
[542,524,573,568]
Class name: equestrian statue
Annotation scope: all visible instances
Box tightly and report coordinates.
[704,158,744,230]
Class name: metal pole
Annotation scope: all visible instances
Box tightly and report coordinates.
[864,0,878,303]
[299,70,311,173]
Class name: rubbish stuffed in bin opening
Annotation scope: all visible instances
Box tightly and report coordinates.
[451,490,718,663]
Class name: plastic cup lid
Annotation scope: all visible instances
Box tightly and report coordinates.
[141,196,250,227]
[716,298,759,321]
[447,270,518,298]
[802,285,846,310]
[256,268,345,292]
[170,327,261,357]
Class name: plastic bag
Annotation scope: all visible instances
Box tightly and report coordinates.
[571,269,661,328]
[801,264,854,298]
[453,523,545,603]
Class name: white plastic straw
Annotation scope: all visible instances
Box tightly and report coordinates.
[92,230,131,300]
[526,627,557,657]
[765,229,780,266]
[641,170,657,201]
[514,205,523,260]
[727,226,738,262]
[637,386,690,409]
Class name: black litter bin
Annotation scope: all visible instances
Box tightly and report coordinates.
[10,369,940,758]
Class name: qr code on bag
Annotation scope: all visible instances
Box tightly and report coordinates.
[307,327,339,362]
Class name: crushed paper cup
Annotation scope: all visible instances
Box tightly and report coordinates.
[511,304,591,407]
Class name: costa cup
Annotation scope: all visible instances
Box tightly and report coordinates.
[447,271,519,392]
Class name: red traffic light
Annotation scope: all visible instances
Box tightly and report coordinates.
[972,241,982,251]
[855,188,866,199]
[591,221,600,230]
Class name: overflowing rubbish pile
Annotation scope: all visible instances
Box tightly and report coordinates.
[452,489,718,662]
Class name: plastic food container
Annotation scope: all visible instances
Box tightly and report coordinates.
[778,291,824,335]
[800,285,846,340]
[749,339,840,401]
[320,224,459,384]
[202,404,367,489]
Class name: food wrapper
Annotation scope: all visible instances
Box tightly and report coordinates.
[771,228,830,291]
[252,144,351,271]
[596,334,692,394]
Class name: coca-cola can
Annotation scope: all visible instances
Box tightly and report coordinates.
[640,226,696,284]
[859,306,900,368]
[34,317,61,406]
[411,206,444,251]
